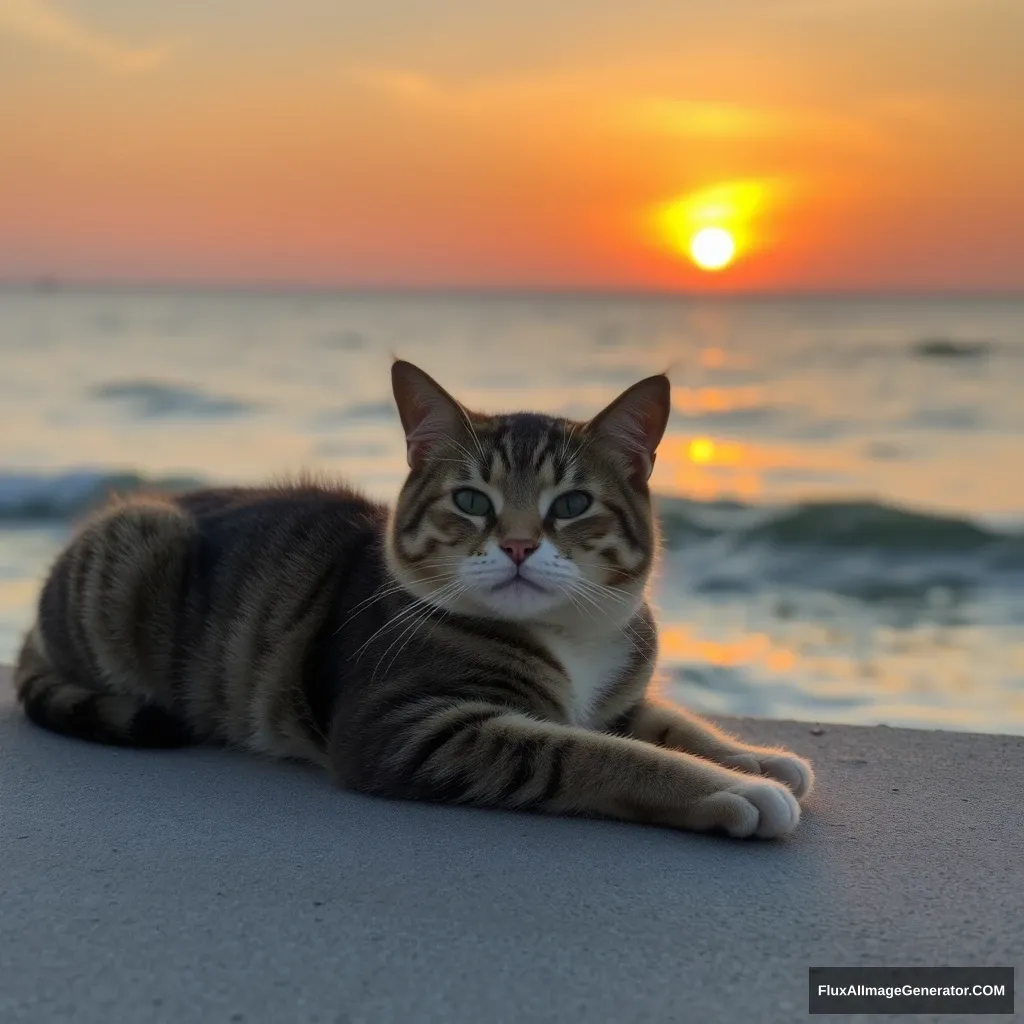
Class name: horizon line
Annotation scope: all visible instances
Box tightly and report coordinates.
[2,277,1023,302]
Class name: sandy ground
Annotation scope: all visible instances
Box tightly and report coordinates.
[1,669,1020,1023]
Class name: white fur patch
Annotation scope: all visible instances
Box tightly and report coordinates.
[538,630,633,726]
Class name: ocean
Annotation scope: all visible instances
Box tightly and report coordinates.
[1,286,1022,734]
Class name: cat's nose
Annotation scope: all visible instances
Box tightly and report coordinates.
[500,538,539,565]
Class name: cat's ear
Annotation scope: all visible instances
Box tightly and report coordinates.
[588,374,671,484]
[391,360,467,469]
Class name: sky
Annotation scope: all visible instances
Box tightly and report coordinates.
[1,0,1022,291]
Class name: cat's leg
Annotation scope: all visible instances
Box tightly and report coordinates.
[15,624,192,747]
[616,699,814,800]
[338,704,802,838]
[15,498,199,747]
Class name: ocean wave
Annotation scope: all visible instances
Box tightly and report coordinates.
[655,496,1024,609]
[656,496,1023,556]
[90,380,258,418]
[911,338,993,360]
[0,471,205,522]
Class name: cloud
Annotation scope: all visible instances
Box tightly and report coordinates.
[341,65,537,117]
[0,0,169,72]
[341,65,887,157]
[343,67,451,106]
[341,63,642,119]
[612,96,881,151]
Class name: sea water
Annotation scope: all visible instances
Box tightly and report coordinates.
[1,287,1022,733]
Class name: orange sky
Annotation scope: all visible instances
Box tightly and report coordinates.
[1,0,1023,291]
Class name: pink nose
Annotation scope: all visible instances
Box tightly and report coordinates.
[500,538,539,565]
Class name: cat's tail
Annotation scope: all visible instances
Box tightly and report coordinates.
[14,625,194,749]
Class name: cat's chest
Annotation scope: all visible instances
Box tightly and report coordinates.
[539,633,633,726]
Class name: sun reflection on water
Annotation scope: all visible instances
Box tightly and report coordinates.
[672,385,764,416]
[661,625,797,674]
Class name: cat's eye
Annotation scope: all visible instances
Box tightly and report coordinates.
[550,490,593,519]
[452,488,493,517]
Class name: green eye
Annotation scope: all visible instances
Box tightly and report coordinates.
[550,490,593,519]
[453,488,493,516]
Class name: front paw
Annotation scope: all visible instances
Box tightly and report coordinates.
[720,749,814,800]
[693,777,801,839]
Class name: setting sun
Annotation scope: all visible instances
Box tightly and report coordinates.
[690,227,736,271]
[651,181,772,277]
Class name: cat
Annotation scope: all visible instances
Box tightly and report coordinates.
[13,360,813,839]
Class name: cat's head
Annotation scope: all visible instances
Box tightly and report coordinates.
[385,360,670,627]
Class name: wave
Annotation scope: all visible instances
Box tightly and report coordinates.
[90,380,258,418]
[0,471,205,522]
[911,338,993,360]
[310,401,394,427]
[656,496,1022,555]
[656,496,1024,606]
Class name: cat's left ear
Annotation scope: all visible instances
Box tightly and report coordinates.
[588,374,671,484]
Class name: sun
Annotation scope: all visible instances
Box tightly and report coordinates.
[689,227,736,271]
[652,181,771,271]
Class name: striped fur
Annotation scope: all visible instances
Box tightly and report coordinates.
[13,361,814,839]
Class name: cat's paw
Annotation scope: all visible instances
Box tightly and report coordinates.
[720,750,814,800]
[694,777,801,839]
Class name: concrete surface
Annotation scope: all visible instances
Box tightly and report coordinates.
[1,666,1020,1024]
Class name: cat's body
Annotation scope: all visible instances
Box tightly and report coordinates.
[14,361,814,838]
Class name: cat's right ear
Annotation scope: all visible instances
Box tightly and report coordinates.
[391,360,467,469]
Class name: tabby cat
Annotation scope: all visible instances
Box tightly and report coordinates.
[14,360,813,838]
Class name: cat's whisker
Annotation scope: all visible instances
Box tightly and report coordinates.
[569,576,642,607]
[433,422,483,472]
[566,568,643,597]
[556,583,598,629]
[333,571,458,634]
[460,413,488,465]
[558,420,582,473]
[554,581,653,672]
[344,571,453,613]
[439,436,479,468]
[564,567,636,588]
[374,586,465,682]
[567,582,654,662]
[369,582,465,681]
[348,580,463,662]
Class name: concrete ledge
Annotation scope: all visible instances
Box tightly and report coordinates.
[1,666,1020,1024]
